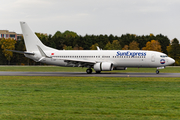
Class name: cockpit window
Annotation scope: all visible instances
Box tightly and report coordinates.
[160,55,168,58]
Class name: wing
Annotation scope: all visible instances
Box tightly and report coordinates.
[52,57,97,67]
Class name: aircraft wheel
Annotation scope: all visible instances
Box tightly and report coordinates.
[86,69,92,74]
[156,70,159,74]
[96,71,101,74]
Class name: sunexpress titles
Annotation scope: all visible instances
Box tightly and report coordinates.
[116,51,147,57]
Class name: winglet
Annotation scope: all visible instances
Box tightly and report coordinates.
[96,46,100,50]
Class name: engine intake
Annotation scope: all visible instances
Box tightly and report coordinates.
[94,62,113,71]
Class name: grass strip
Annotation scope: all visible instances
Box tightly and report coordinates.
[0,76,180,119]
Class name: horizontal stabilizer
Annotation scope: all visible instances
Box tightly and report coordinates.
[6,49,34,55]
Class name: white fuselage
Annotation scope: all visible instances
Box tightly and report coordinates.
[25,50,175,68]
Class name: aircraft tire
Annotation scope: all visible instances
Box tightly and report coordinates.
[86,69,92,74]
[156,70,159,74]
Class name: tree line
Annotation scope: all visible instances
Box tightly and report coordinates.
[0,30,179,65]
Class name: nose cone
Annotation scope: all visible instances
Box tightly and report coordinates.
[169,57,175,65]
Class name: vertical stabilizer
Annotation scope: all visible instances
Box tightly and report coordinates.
[20,22,55,52]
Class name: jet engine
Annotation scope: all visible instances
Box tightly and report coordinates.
[94,62,113,71]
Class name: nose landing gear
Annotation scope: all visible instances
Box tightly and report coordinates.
[156,67,164,74]
[156,70,159,74]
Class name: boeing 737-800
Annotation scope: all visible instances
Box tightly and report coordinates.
[9,22,175,74]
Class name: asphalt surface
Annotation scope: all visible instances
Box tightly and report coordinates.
[0,71,179,77]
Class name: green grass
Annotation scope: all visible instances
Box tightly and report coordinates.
[0,76,180,119]
[0,66,179,73]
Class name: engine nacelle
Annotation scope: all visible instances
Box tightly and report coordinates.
[113,67,127,70]
[94,62,113,71]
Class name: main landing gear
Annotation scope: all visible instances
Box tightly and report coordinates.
[86,69,101,74]
[86,69,92,74]
[156,70,159,74]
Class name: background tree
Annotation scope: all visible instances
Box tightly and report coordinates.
[90,43,99,50]
[142,40,161,52]
[104,40,121,50]
[73,44,83,50]
[104,42,112,50]
[167,38,180,65]
[0,38,16,64]
[13,39,27,65]
[129,41,139,50]
[63,45,73,50]
[111,40,121,50]
[120,34,136,48]
[150,33,154,37]
[98,35,109,49]
[122,45,129,50]
[153,34,170,54]
[78,47,84,50]
[51,31,64,50]
[73,44,79,50]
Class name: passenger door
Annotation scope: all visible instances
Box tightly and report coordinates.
[151,54,155,62]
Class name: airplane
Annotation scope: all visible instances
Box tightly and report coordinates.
[9,22,175,74]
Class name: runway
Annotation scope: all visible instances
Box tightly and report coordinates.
[0,71,179,77]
